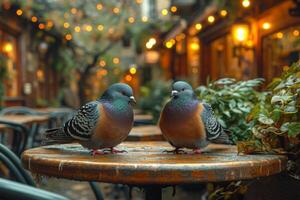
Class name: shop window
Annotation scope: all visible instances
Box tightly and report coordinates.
[209,33,254,80]
[0,29,19,97]
[263,25,300,82]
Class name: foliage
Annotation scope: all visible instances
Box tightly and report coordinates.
[195,78,265,143]
[138,80,172,123]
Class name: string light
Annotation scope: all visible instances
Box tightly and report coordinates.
[65,34,72,40]
[113,7,120,14]
[129,67,137,74]
[142,16,148,22]
[113,57,120,64]
[71,8,77,14]
[195,23,202,31]
[85,25,93,32]
[31,16,38,23]
[262,22,271,30]
[38,23,45,30]
[16,9,23,16]
[96,3,103,10]
[97,24,104,31]
[161,9,168,16]
[146,37,156,49]
[242,0,250,8]
[136,0,143,4]
[165,39,175,48]
[170,6,177,13]
[293,30,299,37]
[220,10,227,17]
[208,16,215,23]
[276,32,283,39]
[99,60,106,67]
[46,20,54,28]
[74,26,81,32]
[3,42,13,53]
[128,17,135,23]
[64,22,70,28]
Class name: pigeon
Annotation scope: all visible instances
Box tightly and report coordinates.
[158,81,231,154]
[44,83,136,156]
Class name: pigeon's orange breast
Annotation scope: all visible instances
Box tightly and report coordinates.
[159,103,206,148]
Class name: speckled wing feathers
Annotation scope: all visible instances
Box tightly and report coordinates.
[64,101,100,140]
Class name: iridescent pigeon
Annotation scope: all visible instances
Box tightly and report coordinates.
[45,83,136,155]
[159,81,231,154]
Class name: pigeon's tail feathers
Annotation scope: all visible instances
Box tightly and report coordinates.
[43,128,74,145]
[210,129,233,145]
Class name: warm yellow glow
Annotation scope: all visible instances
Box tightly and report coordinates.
[165,41,174,48]
[170,6,177,13]
[65,34,72,41]
[207,16,215,23]
[195,23,202,30]
[113,7,120,14]
[262,22,271,30]
[128,17,135,23]
[36,69,44,80]
[31,16,38,23]
[293,30,299,37]
[142,16,148,22]
[38,23,45,30]
[176,33,185,41]
[190,42,200,50]
[97,25,104,31]
[85,25,93,32]
[74,26,81,32]
[100,69,107,76]
[47,21,54,28]
[276,32,283,39]
[99,60,106,67]
[71,8,77,14]
[136,0,143,4]
[96,3,103,10]
[232,24,249,43]
[3,43,13,53]
[149,38,156,45]
[64,22,70,28]
[242,0,250,8]
[108,28,114,34]
[113,57,120,64]
[220,10,227,17]
[146,42,153,49]
[246,40,254,47]
[161,9,168,16]
[125,74,132,81]
[129,67,137,74]
[16,9,23,16]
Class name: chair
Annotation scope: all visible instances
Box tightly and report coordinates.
[0,143,104,200]
[0,106,40,115]
[0,178,70,200]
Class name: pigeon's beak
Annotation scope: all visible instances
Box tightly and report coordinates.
[129,96,136,105]
[171,90,179,97]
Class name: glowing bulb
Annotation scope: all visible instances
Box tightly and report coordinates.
[99,60,106,67]
[190,42,200,50]
[38,23,45,30]
[170,6,177,13]
[142,16,148,22]
[16,9,23,16]
[136,0,143,4]
[161,9,168,16]
[3,43,13,53]
[195,23,202,30]
[97,25,104,31]
[65,34,72,41]
[149,38,156,45]
[293,30,299,37]
[208,16,215,23]
[125,74,132,81]
[113,57,120,64]
[64,22,70,28]
[220,10,227,17]
[85,25,93,32]
[47,21,54,28]
[96,3,103,10]
[31,16,38,23]
[71,8,77,14]
[276,32,283,39]
[129,67,137,74]
[242,0,250,8]
[262,22,271,30]
[128,17,135,23]
[146,42,152,49]
[74,26,81,32]
[165,41,173,48]
[113,7,120,14]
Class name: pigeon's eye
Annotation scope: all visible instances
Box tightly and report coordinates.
[121,91,126,96]
[182,88,185,91]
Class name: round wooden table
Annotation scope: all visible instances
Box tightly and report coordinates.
[21,142,287,200]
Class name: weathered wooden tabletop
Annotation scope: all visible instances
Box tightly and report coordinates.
[0,115,50,125]
[33,107,73,114]
[21,142,287,185]
[128,125,164,141]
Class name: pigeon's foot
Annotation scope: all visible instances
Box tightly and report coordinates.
[192,148,202,154]
[90,149,105,156]
[109,147,128,154]
[163,148,187,154]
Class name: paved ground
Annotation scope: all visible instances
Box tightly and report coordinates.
[38,178,205,200]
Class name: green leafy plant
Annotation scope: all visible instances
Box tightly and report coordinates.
[138,80,172,123]
[195,78,265,143]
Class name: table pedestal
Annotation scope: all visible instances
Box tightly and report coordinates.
[144,186,162,200]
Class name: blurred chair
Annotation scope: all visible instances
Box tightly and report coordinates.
[0,106,40,115]
[0,143,104,200]
[0,178,70,200]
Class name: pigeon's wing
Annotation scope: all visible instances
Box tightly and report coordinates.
[64,101,100,140]
[200,103,225,141]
